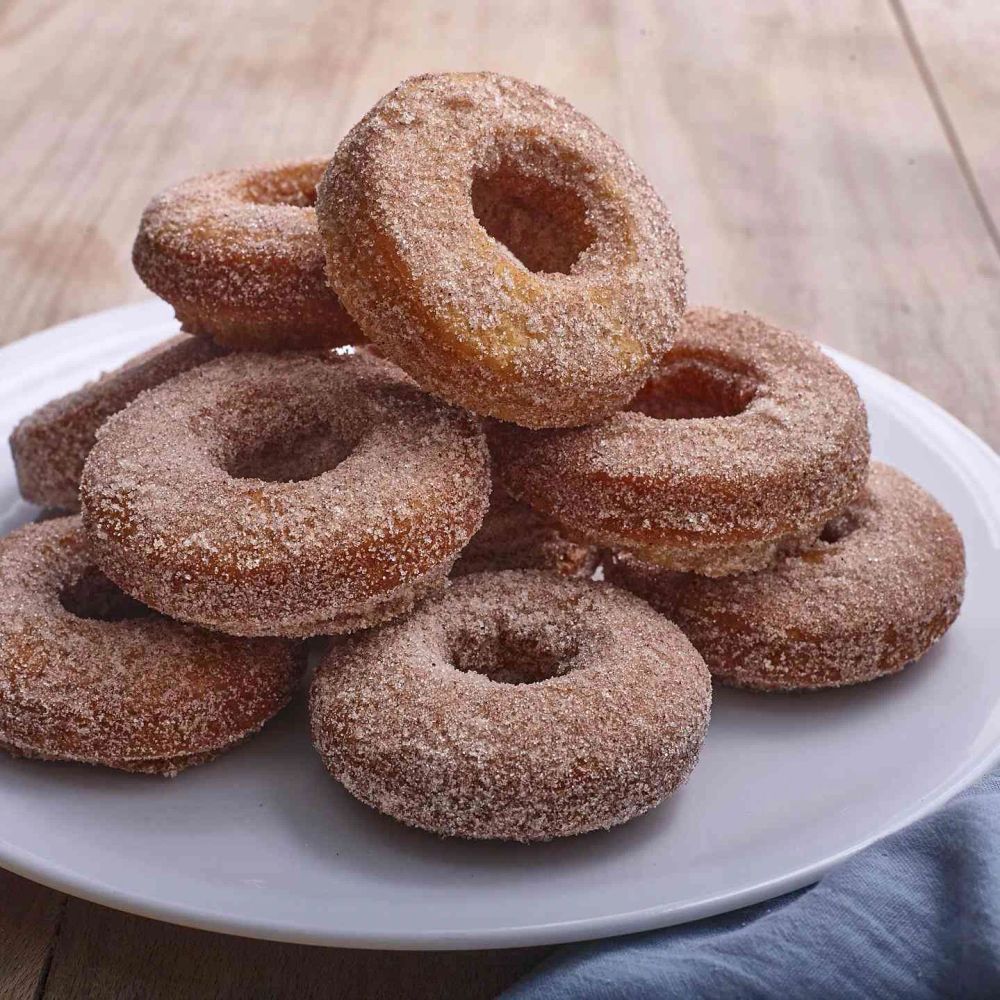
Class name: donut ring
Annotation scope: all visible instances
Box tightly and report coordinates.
[493,307,871,575]
[605,463,965,691]
[317,72,686,428]
[0,517,304,775]
[81,351,490,637]
[452,481,597,578]
[10,335,225,512]
[133,159,363,351]
[310,570,711,841]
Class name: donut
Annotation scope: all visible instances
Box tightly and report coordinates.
[492,307,871,575]
[10,335,225,512]
[0,517,304,775]
[310,570,711,841]
[133,159,363,351]
[605,463,965,691]
[452,481,597,578]
[317,72,686,428]
[80,351,490,637]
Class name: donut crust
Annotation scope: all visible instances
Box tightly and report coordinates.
[452,481,597,578]
[81,352,490,637]
[606,463,966,690]
[10,335,225,512]
[318,72,686,428]
[0,517,304,774]
[493,307,871,575]
[310,570,711,841]
[133,160,362,351]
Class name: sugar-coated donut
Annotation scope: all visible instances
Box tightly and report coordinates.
[133,160,362,351]
[605,463,965,691]
[317,72,686,428]
[310,570,711,841]
[0,517,304,775]
[10,335,225,512]
[493,307,870,575]
[81,351,490,637]
[452,481,597,578]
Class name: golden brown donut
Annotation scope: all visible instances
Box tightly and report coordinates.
[452,481,597,578]
[10,335,225,512]
[0,517,304,775]
[80,351,490,637]
[493,307,871,575]
[310,570,711,841]
[605,463,965,691]
[317,72,686,428]
[133,160,362,351]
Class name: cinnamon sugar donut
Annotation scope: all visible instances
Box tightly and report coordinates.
[605,463,965,691]
[133,160,362,351]
[80,351,490,637]
[493,307,870,575]
[10,335,225,512]
[0,517,303,775]
[310,570,711,841]
[452,481,597,578]
[317,72,686,428]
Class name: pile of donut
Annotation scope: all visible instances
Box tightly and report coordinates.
[2,73,965,842]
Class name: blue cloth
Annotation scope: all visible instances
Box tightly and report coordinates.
[505,771,1000,1000]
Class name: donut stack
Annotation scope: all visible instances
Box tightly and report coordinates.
[3,73,964,841]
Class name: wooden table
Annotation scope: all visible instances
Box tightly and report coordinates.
[1,2,997,996]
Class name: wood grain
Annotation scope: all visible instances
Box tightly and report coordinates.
[0,1,997,998]
[38,900,549,1000]
[0,871,64,999]
[0,0,996,442]
[895,0,1000,229]
[619,0,1000,444]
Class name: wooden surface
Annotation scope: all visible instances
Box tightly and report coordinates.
[899,0,1000,245]
[0,1,997,998]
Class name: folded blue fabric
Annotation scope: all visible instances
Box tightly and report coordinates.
[504,770,1000,1000]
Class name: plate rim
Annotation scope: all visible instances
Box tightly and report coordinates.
[0,300,998,950]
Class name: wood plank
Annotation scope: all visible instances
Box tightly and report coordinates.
[0,0,995,440]
[894,0,1000,232]
[40,899,549,1000]
[614,1,1000,444]
[0,871,65,1000]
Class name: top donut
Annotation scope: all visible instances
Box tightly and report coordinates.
[317,72,686,428]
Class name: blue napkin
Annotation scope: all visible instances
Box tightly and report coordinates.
[504,770,1000,999]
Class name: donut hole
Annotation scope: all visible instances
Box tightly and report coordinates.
[60,567,154,622]
[242,165,321,208]
[449,625,581,685]
[224,427,352,483]
[471,147,595,274]
[630,353,759,420]
[820,509,862,544]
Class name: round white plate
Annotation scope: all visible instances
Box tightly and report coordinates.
[1,301,998,950]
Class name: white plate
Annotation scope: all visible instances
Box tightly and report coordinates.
[0,300,998,950]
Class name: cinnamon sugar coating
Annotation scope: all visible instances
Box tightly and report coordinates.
[133,160,363,351]
[0,517,304,775]
[493,307,871,575]
[317,72,686,428]
[452,481,597,578]
[606,463,965,691]
[10,335,225,512]
[310,570,711,841]
[80,352,490,637]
